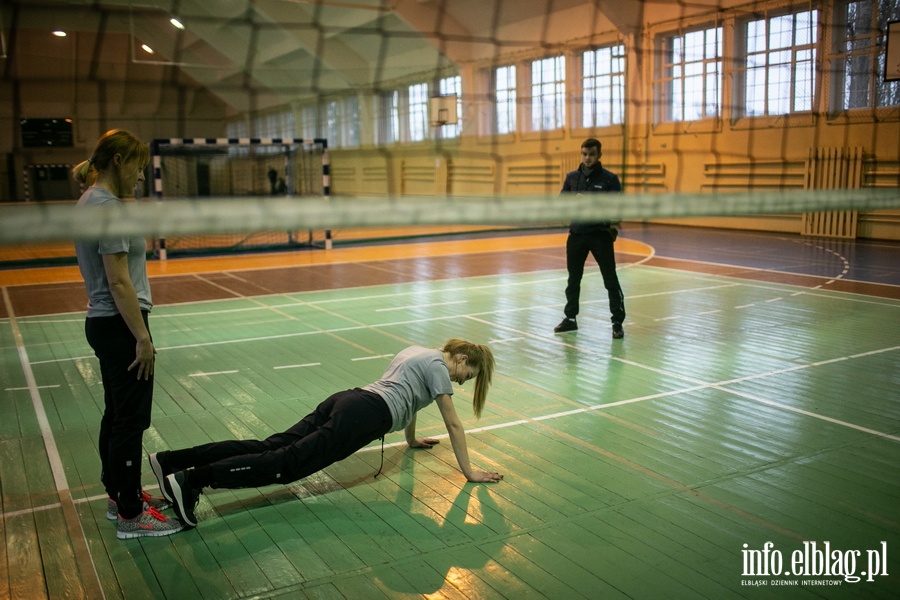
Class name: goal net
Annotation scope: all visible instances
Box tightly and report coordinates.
[151,137,329,257]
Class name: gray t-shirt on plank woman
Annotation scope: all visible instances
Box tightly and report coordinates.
[74,186,152,318]
[363,346,454,433]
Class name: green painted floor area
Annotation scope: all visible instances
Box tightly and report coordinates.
[2,265,899,599]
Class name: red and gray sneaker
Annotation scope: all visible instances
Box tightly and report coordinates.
[116,506,183,540]
[106,490,172,521]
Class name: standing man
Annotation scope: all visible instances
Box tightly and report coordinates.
[554,138,626,339]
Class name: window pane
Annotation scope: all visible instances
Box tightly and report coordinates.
[832,0,900,110]
[657,26,721,122]
[741,9,819,116]
[532,56,565,130]
[496,65,517,134]
[582,46,624,127]
[408,83,428,141]
[769,15,794,49]
[747,20,766,53]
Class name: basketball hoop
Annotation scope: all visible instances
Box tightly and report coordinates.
[429,95,458,126]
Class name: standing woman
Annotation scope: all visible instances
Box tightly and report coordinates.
[73,129,182,539]
[150,338,501,528]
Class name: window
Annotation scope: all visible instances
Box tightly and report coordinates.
[582,45,626,126]
[342,97,361,147]
[300,105,319,139]
[657,28,721,121]
[831,0,900,110]
[408,83,429,142]
[324,101,339,144]
[740,8,819,116]
[495,65,517,134]
[379,90,400,144]
[531,55,566,130]
[438,75,462,138]
[226,119,249,140]
[251,110,294,139]
[322,97,360,148]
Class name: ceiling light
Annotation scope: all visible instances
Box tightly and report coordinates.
[170,18,185,30]
[52,31,66,37]
[141,44,154,54]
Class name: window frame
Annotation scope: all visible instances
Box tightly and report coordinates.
[580,43,627,129]
[493,64,518,136]
[655,25,723,125]
[732,5,821,123]
[826,0,900,119]
[529,54,567,132]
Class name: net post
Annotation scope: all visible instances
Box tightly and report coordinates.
[150,139,167,260]
[315,137,332,250]
[149,136,325,256]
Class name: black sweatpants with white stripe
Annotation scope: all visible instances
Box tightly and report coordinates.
[166,388,393,489]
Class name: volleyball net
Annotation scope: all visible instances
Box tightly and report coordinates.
[1,189,898,247]
[2,0,900,262]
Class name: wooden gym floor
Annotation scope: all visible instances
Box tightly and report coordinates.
[0,224,898,599]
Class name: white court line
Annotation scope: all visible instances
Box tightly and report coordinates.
[20,267,900,444]
[714,345,900,386]
[1,501,63,520]
[189,370,239,377]
[352,354,394,361]
[0,288,105,598]
[376,300,467,312]
[11,269,575,322]
[488,337,524,344]
[5,269,899,523]
[354,384,714,453]
[5,384,60,391]
[9,254,651,325]
[5,368,896,522]
[465,314,900,443]
[6,246,899,327]
[712,385,900,443]
[30,281,742,365]
[273,362,321,370]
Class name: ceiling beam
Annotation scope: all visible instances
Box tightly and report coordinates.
[388,0,473,66]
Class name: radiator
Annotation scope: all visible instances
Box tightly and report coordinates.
[802,147,863,238]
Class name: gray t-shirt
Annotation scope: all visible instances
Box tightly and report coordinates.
[363,346,454,433]
[74,186,152,318]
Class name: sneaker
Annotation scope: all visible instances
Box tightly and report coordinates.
[149,451,173,502]
[116,506,183,540]
[612,322,625,339]
[554,318,578,333]
[164,471,201,528]
[106,490,172,520]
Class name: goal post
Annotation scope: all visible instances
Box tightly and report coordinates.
[149,137,331,258]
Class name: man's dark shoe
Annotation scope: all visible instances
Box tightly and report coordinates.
[164,471,201,527]
[554,318,578,333]
[612,322,625,339]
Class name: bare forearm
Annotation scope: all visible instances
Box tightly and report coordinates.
[445,422,474,479]
[404,417,417,446]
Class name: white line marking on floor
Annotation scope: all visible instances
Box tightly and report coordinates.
[5,384,60,391]
[487,337,524,344]
[189,370,239,377]
[351,354,394,361]
[375,300,467,312]
[1,287,105,599]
